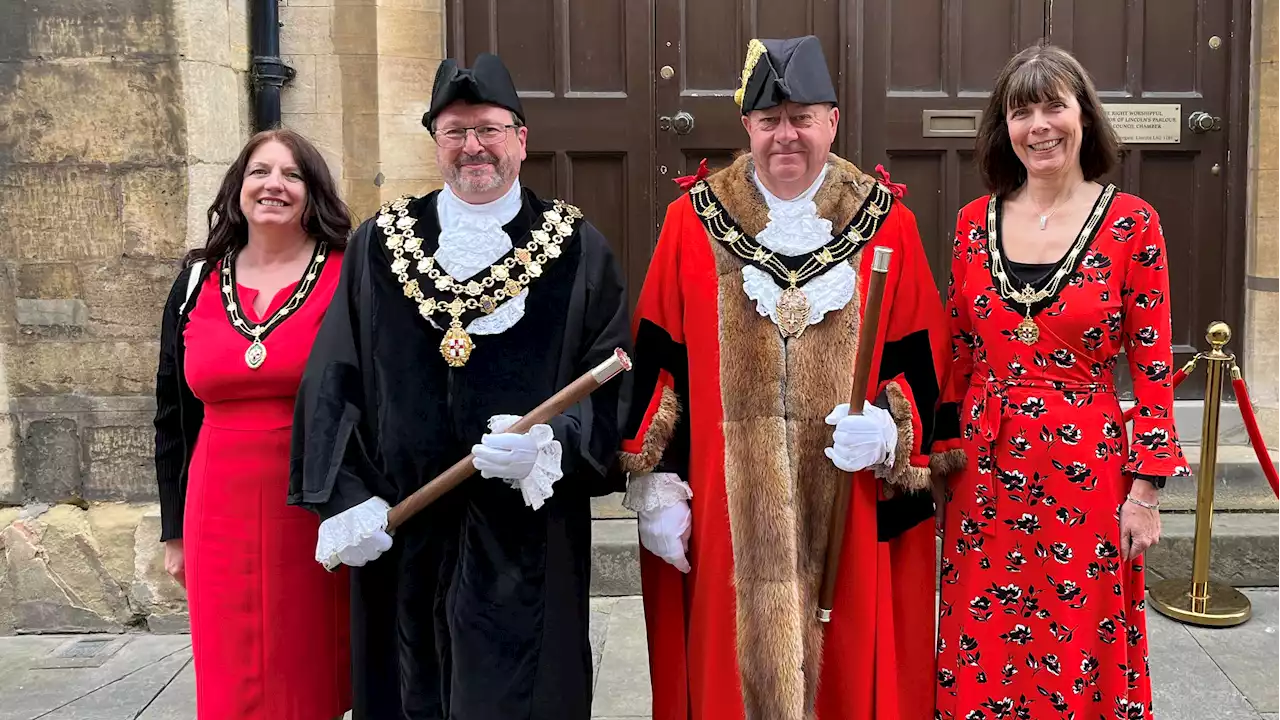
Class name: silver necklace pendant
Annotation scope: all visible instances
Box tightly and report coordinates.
[1039,215,1049,230]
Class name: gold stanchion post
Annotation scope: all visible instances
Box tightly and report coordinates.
[1148,322,1252,627]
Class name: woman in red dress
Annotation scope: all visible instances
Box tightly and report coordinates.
[933,46,1190,720]
[153,129,352,719]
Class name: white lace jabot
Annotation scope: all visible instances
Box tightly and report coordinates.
[434,181,527,335]
[744,165,856,330]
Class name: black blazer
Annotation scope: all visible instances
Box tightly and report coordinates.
[152,260,216,542]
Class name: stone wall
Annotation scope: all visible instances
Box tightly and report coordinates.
[0,0,449,636]
[0,0,251,633]
[1247,0,1279,449]
[279,0,446,220]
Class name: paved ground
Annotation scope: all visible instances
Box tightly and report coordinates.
[0,590,1274,719]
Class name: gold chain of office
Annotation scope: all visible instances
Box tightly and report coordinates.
[689,179,891,338]
[985,184,1115,346]
[377,195,582,367]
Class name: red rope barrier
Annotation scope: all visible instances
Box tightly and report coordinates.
[1231,370,1279,497]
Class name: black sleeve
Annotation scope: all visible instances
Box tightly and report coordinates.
[547,223,633,494]
[154,266,193,542]
[289,224,379,520]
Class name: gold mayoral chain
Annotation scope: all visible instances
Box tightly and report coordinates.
[689,179,891,339]
[221,241,330,369]
[377,195,582,367]
[985,184,1114,346]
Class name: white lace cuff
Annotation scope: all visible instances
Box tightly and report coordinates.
[316,496,390,570]
[623,472,693,513]
[489,415,563,510]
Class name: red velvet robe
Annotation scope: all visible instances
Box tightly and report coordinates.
[620,154,962,720]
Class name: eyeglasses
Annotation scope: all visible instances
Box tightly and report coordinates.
[432,124,521,148]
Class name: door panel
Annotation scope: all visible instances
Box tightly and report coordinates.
[1049,0,1242,397]
[448,0,655,304]
[862,0,1046,286]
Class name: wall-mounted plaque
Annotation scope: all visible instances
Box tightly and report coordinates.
[1102,104,1182,144]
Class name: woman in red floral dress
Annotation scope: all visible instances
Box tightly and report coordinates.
[932,46,1190,720]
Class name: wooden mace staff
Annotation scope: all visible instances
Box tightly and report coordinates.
[817,245,893,623]
[385,348,633,532]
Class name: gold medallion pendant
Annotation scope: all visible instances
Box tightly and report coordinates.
[440,321,474,367]
[1014,313,1040,345]
[776,284,811,339]
[245,339,268,369]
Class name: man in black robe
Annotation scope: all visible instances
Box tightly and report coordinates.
[289,52,630,720]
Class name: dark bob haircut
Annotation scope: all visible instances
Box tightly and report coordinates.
[975,44,1120,197]
[187,128,352,266]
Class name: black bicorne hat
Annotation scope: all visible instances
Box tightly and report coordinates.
[422,53,525,130]
[735,36,837,115]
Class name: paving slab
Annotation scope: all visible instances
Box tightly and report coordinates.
[1147,600,1268,720]
[1185,589,1280,714]
[39,650,191,720]
[591,597,652,718]
[135,658,195,720]
[590,596,620,694]
[0,635,190,720]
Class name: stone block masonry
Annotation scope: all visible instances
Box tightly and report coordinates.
[0,0,252,633]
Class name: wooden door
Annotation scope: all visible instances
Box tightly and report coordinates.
[859,0,1250,398]
[652,0,849,225]
[449,1,1251,393]
[1046,0,1249,397]
[447,0,655,302]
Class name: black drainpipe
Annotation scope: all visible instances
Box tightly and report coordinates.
[250,0,295,131]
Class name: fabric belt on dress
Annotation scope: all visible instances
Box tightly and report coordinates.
[968,377,1116,538]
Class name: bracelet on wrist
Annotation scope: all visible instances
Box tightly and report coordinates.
[1126,494,1159,510]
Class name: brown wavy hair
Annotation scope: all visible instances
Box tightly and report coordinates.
[185,129,352,266]
[975,44,1120,196]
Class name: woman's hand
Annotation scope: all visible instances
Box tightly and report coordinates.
[164,539,186,588]
[1120,478,1161,561]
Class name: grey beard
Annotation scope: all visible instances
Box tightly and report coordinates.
[446,152,512,195]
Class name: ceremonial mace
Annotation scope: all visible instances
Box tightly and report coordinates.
[817,246,892,623]
[385,348,632,532]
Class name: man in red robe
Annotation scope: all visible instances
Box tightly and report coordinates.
[619,36,964,720]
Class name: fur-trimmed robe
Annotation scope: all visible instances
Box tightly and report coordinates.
[621,154,956,720]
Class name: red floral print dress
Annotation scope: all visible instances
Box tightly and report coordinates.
[934,186,1190,720]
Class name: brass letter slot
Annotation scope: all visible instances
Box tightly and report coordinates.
[922,110,982,138]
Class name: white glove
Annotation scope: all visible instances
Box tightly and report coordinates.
[472,415,563,510]
[639,500,692,573]
[624,472,693,574]
[473,429,540,480]
[824,402,897,473]
[315,496,394,571]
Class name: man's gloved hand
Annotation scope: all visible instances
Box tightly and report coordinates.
[315,496,394,571]
[824,402,897,473]
[473,415,563,510]
[472,430,541,480]
[638,499,692,574]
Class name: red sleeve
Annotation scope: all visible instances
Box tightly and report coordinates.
[1122,202,1191,478]
[869,202,957,492]
[619,197,689,476]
